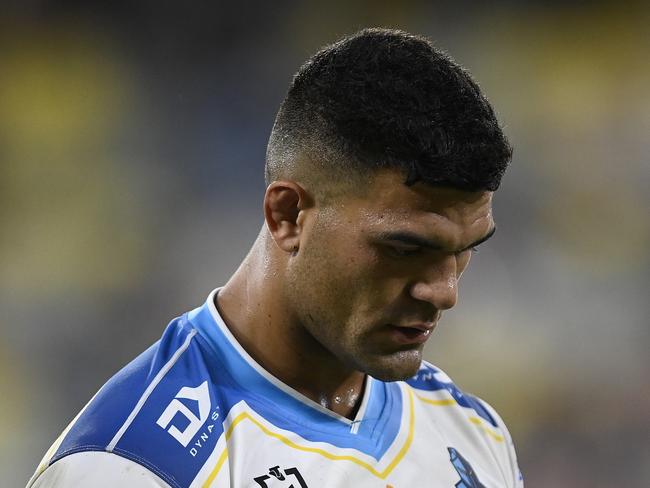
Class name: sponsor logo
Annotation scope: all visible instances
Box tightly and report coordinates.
[156,381,218,451]
[253,465,308,487]
[188,408,220,457]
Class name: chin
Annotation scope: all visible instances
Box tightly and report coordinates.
[363,351,422,382]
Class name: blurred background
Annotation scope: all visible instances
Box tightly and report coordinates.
[1,1,648,486]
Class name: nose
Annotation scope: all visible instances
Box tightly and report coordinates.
[408,256,459,311]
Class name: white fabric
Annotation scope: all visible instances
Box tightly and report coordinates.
[30,452,170,488]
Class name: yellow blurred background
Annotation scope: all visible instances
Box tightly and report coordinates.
[2,2,648,486]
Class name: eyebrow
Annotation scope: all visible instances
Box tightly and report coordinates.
[377,225,497,253]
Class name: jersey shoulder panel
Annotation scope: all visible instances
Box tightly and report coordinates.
[38,314,225,488]
[406,361,524,487]
[30,451,170,488]
[406,361,498,427]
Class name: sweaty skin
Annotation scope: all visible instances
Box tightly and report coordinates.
[217,168,494,419]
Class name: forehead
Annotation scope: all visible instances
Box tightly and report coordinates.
[342,170,494,234]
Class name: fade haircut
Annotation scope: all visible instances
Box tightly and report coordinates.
[266,28,512,193]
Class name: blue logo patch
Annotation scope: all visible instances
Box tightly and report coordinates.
[448,447,486,488]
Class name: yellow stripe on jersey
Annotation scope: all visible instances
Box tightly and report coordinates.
[468,417,504,442]
[414,392,504,443]
[202,388,415,486]
[415,396,456,407]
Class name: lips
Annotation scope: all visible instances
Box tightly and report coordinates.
[386,322,435,345]
[402,322,435,332]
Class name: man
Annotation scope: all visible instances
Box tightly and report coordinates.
[28,28,523,487]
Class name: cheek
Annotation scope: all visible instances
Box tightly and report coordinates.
[305,244,383,320]
[309,227,374,280]
[294,238,359,305]
[299,215,390,315]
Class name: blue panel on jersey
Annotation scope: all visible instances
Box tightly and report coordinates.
[53,342,158,456]
[406,363,497,428]
[51,317,225,488]
[113,320,224,487]
[360,380,403,451]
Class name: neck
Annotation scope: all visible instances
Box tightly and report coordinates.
[215,230,365,419]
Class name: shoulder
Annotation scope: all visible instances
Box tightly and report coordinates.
[29,452,170,488]
[405,361,499,428]
[31,314,224,488]
[405,361,524,487]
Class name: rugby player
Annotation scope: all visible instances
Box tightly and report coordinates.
[28,28,523,487]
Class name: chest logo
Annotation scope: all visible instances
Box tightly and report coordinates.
[253,465,308,488]
[156,381,211,447]
[448,447,486,488]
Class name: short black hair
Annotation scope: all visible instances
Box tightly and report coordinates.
[266,28,512,192]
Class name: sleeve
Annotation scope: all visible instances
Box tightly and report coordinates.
[29,452,171,488]
[477,398,524,488]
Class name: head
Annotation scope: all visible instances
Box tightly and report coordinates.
[263,28,511,381]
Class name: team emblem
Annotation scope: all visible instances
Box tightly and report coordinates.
[448,447,486,488]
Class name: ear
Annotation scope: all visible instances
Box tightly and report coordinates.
[264,180,311,255]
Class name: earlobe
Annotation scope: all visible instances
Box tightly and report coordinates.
[264,181,310,254]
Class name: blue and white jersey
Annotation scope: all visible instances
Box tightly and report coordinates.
[28,289,523,487]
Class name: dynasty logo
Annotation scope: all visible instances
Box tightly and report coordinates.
[156,381,220,456]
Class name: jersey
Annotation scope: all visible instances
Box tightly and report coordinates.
[27,289,523,487]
